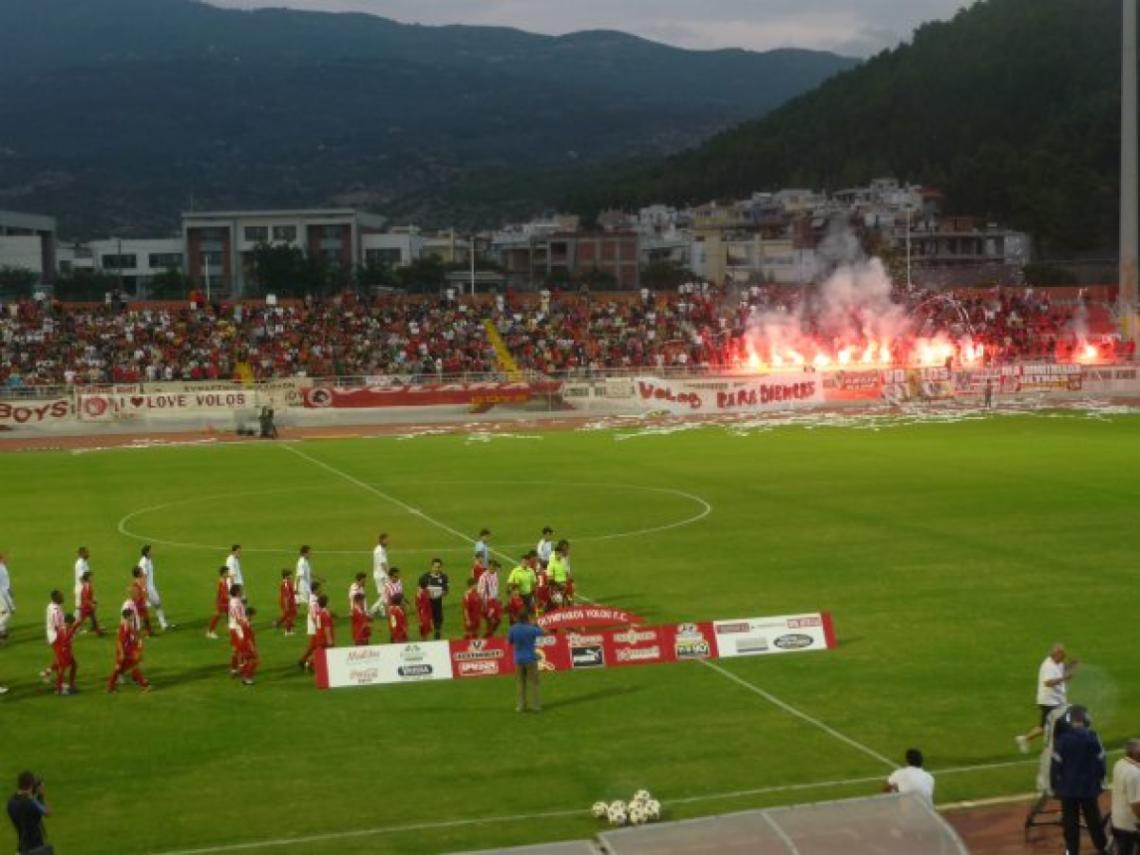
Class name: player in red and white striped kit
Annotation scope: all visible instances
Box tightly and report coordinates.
[478,561,503,638]
[382,568,403,613]
[226,584,256,686]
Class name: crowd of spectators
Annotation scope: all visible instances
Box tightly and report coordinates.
[0,284,1129,389]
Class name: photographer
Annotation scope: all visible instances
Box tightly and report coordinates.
[7,770,51,854]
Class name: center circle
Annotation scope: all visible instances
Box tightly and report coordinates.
[117,480,711,555]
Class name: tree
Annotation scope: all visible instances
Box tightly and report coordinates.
[355,260,397,292]
[250,243,329,297]
[641,259,693,291]
[53,269,120,301]
[0,266,38,299]
[395,256,447,293]
[148,268,191,299]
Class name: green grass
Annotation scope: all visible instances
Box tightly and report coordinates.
[1,411,1139,854]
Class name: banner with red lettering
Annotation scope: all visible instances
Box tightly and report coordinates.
[448,637,516,679]
[634,375,823,414]
[301,381,562,410]
[535,605,644,631]
[0,398,71,427]
[77,390,259,421]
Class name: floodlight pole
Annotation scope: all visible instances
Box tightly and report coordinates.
[1121,0,1139,343]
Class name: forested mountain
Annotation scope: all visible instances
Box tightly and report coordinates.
[565,0,1126,255]
[0,0,855,237]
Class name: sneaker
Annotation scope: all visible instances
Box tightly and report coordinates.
[241,678,254,686]
[140,684,153,693]
[39,669,51,684]
[1016,735,1029,754]
[206,631,218,639]
[0,685,8,695]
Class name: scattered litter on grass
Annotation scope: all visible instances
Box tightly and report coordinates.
[393,427,453,441]
[465,432,543,444]
[597,400,1140,440]
[71,437,221,455]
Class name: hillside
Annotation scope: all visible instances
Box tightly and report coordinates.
[565,0,1125,256]
[0,0,855,238]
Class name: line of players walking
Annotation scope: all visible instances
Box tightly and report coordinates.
[11,527,574,695]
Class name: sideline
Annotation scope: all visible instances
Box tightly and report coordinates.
[151,758,1056,855]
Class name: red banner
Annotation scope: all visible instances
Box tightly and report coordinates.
[302,381,561,410]
[532,622,718,672]
[535,605,645,631]
[448,637,516,679]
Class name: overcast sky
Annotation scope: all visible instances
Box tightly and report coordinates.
[206,0,972,57]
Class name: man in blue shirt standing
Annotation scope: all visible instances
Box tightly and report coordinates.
[508,610,546,713]
[1051,705,1109,854]
[7,770,50,855]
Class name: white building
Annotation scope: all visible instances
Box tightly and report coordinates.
[0,210,57,282]
[87,237,185,290]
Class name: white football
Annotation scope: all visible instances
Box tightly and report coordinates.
[632,789,652,804]
[646,799,661,820]
[607,804,628,826]
[591,801,608,819]
[628,805,648,825]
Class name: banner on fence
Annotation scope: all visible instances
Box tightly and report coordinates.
[301,381,561,410]
[634,376,823,414]
[0,398,71,427]
[316,613,829,689]
[77,390,259,421]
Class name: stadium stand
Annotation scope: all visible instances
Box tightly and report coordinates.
[0,286,1129,388]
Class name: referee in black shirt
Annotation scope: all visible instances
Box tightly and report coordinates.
[419,558,449,640]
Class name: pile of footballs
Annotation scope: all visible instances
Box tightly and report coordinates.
[591,789,662,827]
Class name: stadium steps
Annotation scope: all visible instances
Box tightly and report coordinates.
[483,319,524,382]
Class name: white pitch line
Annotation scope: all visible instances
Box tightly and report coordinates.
[697,658,896,769]
[280,443,478,548]
[283,441,890,770]
[150,757,1053,855]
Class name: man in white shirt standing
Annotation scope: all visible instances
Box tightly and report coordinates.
[884,748,935,805]
[137,545,172,630]
[295,545,313,604]
[73,546,90,613]
[0,551,14,641]
[370,534,389,616]
[1112,739,1140,855]
[225,544,244,589]
[1016,642,1078,753]
[535,527,554,570]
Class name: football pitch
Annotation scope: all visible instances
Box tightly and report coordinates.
[2,409,1138,854]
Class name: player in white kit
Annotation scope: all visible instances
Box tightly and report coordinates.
[225,545,244,589]
[0,552,14,641]
[137,545,173,630]
[370,533,390,616]
[295,545,313,603]
[73,547,90,612]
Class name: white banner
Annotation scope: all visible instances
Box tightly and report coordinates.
[317,640,453,689]
[712,612,835,658]
[634,375,823,414]
[0,398,71,426]
[77,389,259,421]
